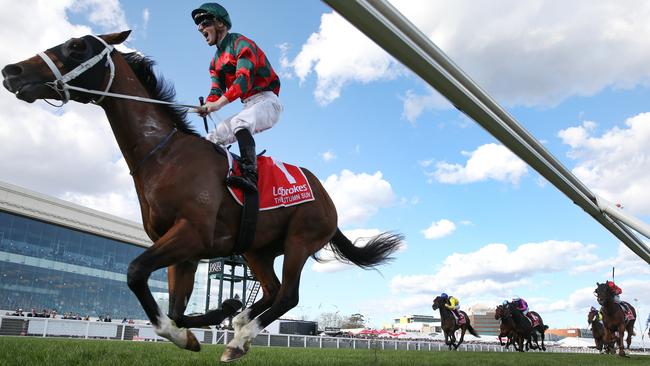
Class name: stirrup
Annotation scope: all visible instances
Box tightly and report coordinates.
[226,175,258,193]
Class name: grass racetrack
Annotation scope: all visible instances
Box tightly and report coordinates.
[0,337,648,366]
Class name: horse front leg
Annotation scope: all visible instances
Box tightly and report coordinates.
[454,328,466,350]
[616,325,628,357]
[127,220,203,352]
[169,261,242,329]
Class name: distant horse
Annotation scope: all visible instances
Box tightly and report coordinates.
[505,302,548,351]
[594,282,636,357]
[494,304,517,350]
[431,296,480,350]
[587,306,612,354]
[2,31,403,362]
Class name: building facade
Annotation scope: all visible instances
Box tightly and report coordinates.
[467,304,500,336]
[387,314,442,333]
[0,181,210,320]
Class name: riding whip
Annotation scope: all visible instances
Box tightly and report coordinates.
[199,96,208,134]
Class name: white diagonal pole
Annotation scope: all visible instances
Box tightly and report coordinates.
[323,0,650,263]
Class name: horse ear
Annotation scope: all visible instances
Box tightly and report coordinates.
[100,30,132,45]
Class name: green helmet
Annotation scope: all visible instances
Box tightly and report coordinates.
[191,3,231,29]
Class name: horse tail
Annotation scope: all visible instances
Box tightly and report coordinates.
[315,228,403,269]
[467,323,480,338]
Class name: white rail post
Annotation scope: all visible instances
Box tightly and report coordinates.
[42,319,48,337]
[85,320,90,339]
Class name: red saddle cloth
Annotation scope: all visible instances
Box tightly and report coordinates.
[620,302,635,321]
[457,312,466,325]
[526,313,541,328]
[228,156,315,210]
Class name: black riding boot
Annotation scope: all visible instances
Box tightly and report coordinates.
[226,129,258,193]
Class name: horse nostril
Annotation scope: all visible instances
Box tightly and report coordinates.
[2,64,23,78]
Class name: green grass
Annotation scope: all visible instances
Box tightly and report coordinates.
[0,337,647,366]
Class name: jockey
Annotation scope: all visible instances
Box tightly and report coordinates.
[440,293,461,321]
[605,280,622,303]
[591,306,603,322]
[512,296,528,315]
[192,3,283,193]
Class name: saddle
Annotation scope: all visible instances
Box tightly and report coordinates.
[525,312,541,328]
[619,302,635,322]
[454,311,466,325]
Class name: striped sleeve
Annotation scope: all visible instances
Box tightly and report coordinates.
[223,37,256,102]
[207,58,225,102]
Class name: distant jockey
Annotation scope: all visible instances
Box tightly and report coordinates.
[605,280,622,303]
[440,293,461,322]
[512,296,529,315]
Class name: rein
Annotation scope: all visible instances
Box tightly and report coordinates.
[129,128,178,176]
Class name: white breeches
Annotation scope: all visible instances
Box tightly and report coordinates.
[206,91,283,145]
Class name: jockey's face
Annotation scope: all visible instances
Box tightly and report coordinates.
[197,18,227,46]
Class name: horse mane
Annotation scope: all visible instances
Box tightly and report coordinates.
[122,52,201,137]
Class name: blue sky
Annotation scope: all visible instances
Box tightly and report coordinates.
[1,1,649,331]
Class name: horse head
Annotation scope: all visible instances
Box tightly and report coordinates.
[494,305,505,320]
[593,282,613,306]
[3,31,131,104]
[431,296,443,310]
[587,306,598,325]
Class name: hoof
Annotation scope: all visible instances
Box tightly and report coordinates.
[222,299,243,316]
[185,330,201,352]
[220,346,247,363]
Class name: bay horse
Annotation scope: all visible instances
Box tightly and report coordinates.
[494,304,517,351]
[431,296,479,350]
[1,31,403,362]
[587,306,612,354]
[504,302,548,351]
[594,282,636,357]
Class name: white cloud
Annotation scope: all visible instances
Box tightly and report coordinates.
[422,219,456,240]
[288,1,650,119]
[429,143,528,184]
[559,114,650,215]
[401,89,451,123]
[320,150,337,162]
[322,170,396,227]
[70,0,129,32]
[572,244,650,277]
[288,12,399,105]
[312,228,406,273]
[142,8,150,31]
[543,279,650,316]
[389,240,597,297]
[0,1,138,222]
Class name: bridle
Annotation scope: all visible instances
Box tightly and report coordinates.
[36,34,207,176]
[37,35,199,109]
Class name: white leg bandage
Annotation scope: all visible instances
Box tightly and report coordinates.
[154,314,188,348]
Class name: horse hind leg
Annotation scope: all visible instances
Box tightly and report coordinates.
[221,245,311,362]
[126,220,203,352]
[232,254,280,336]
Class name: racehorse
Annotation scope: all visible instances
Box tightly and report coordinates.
[431,296,480,350]
[1,31,403,362]
[594,282,636,357]
[504,302,548,351]
[587,306,612,354]
[494,304,517,350]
